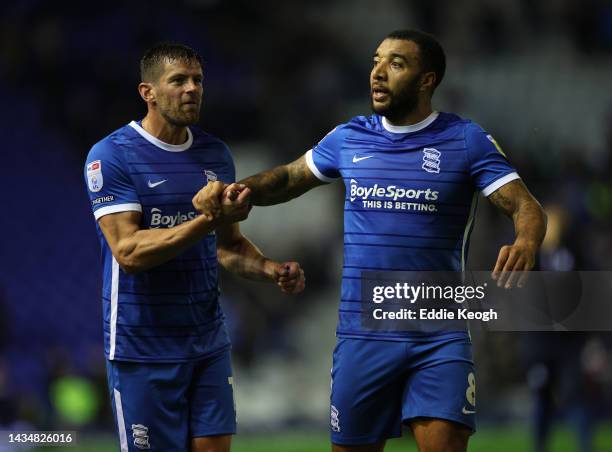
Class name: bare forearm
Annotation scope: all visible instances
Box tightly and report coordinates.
[117,215,219,273]
[239,165,292,205]
[489,183,547,247]
[239,155,323,206]
[218,237,276,282]
[512,200,547,247]
[489,180,547,285]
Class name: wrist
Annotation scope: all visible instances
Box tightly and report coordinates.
[193,212,221,231]
[262,258,279,282]
[514,237,540,249]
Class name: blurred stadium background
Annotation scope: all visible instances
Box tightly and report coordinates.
[1,0,612,450]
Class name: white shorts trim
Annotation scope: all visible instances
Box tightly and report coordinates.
[113,388,129,452]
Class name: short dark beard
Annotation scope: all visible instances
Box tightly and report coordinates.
[371,75,421,123]
[161,109,200,127]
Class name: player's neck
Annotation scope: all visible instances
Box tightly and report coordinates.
[141,114,189,145]
[384,103,433,127]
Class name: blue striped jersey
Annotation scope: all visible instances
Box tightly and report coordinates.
[306,111,519,341]
[84,121,234,362]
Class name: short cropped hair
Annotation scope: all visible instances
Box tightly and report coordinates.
[386,30,446,88]
[140,42,203,83]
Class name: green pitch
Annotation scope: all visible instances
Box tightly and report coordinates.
[41,426,612,451]
[232,427,612,452]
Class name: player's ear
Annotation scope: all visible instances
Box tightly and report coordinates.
[138,82,155,104]
[419,72,436,93]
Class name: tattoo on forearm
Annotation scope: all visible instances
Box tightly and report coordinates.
[241,166,290,205]
[489,190,515,217]
[240,156,321,206]
[489,181,547,246]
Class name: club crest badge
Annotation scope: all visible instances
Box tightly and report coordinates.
[204,170,217,182]
[422,148,441,174]
[330,405,341,432]
[87,160,103,192]
[131,424,150,450]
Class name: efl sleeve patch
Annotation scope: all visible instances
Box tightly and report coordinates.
[87,160,103,192]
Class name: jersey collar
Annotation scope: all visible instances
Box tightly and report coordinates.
[382,111,439,134]
[129,120,193,152]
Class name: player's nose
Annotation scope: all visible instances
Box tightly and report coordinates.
[371,63,387,81]
[184,79,200,93]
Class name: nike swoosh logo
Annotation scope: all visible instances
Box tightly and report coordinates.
[353,155,373,163]
[147,179,168,188]
[462,407,476,415]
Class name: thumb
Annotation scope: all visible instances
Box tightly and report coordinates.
[209,180,224,195]
[273,263,289,280]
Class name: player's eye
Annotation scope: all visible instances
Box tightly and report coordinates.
[391,61,402,69]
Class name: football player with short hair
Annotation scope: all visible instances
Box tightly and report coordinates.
[213,30,546,452]
[85,43,305,452]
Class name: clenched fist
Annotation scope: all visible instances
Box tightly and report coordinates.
[273,261,305,294]
[221,183,252,223]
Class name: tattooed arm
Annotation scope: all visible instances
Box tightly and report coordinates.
[238,155,326,206]
[488,179,547,288]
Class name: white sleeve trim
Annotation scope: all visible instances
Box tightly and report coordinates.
[305,149,337,183]
[94,203,142,220]
[482,172,520,197]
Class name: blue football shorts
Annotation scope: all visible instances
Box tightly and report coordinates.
[330,336,475,445]
[106,348,236,451]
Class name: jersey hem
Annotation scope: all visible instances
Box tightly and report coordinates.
[336,330,470,343]
[191,429,237,438]
[331,431,402,445]
[402,411,476,433]
[106,342,231,363]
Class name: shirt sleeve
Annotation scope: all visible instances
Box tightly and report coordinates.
[84,140,141,221]
[465,123,520,196]
[305,125,347,183]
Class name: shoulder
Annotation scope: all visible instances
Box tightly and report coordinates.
[190,127,231,152]
[430,113,496,147]
[190,127,235,168]
[456,117,498,149]
[319,115,379,143]
[430,112,473,133]
[437,113,487,136]
[346,114,384,133]
[86,124,135,164]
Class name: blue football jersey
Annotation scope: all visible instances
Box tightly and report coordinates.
[307,112,519,340]
[85,121,234,362]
